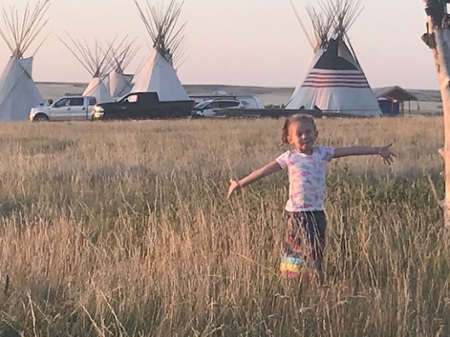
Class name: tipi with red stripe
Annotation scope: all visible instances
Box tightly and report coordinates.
[286,0,381,117]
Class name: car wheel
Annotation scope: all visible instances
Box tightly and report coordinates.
[33,114,49,122]
[170,111,183,119]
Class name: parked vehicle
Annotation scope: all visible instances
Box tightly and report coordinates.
[29,96,97,121]
[192,99,242,117]
[91,92,195,120]
[191,95,265,109]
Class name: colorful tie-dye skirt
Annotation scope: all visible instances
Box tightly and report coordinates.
[280,211,327,280]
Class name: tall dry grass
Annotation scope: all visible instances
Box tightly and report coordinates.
[0,116,448,336]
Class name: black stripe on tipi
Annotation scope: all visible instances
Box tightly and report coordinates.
[313,36,358,71]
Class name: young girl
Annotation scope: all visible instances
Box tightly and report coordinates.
[227,114,395,281]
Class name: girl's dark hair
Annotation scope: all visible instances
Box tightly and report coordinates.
[281,114,316,144]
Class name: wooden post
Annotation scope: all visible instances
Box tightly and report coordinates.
[422,0,450,227]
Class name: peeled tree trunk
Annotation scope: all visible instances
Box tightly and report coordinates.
[422,0,450,228]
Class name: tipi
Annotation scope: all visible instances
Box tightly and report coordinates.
[0,1,48,121]
[286,0,381,117]
[60,35,114,104]
[132,0,190,101]
[109,38,139,99]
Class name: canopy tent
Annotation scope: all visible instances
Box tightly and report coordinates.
[373,86,417,115]
[0,1,49,121]
[132,0,189,101]
[373,86,417,102]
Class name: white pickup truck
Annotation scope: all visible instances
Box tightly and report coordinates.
[29,96,97,122]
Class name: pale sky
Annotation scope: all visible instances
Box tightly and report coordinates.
[0,0,439,89]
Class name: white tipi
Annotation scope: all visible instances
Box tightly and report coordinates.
[60,36,114,104]
[0,1,48,121]
[132,0,189,101]
[287,0,381,117]
[109,38,139,99]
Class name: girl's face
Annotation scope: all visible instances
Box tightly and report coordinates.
[287,120,318,154]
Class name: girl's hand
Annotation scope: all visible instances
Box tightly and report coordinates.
[378,144,396,165]
[227,180,241,199]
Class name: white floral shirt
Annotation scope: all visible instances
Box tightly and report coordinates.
[276,146,335,212]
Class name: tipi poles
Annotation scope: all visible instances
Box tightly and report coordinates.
[422,0,450,227]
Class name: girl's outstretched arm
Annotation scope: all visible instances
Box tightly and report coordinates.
[227,161,282,199]
[333,144,396,165]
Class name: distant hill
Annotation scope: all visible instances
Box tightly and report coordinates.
[35,82,294,106]
[35,82,442,107]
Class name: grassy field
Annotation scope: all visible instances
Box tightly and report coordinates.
[0,116,449,336]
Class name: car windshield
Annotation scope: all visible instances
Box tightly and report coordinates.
[194,101,211,109]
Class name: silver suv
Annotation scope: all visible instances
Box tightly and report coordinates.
[192,99,242,118]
